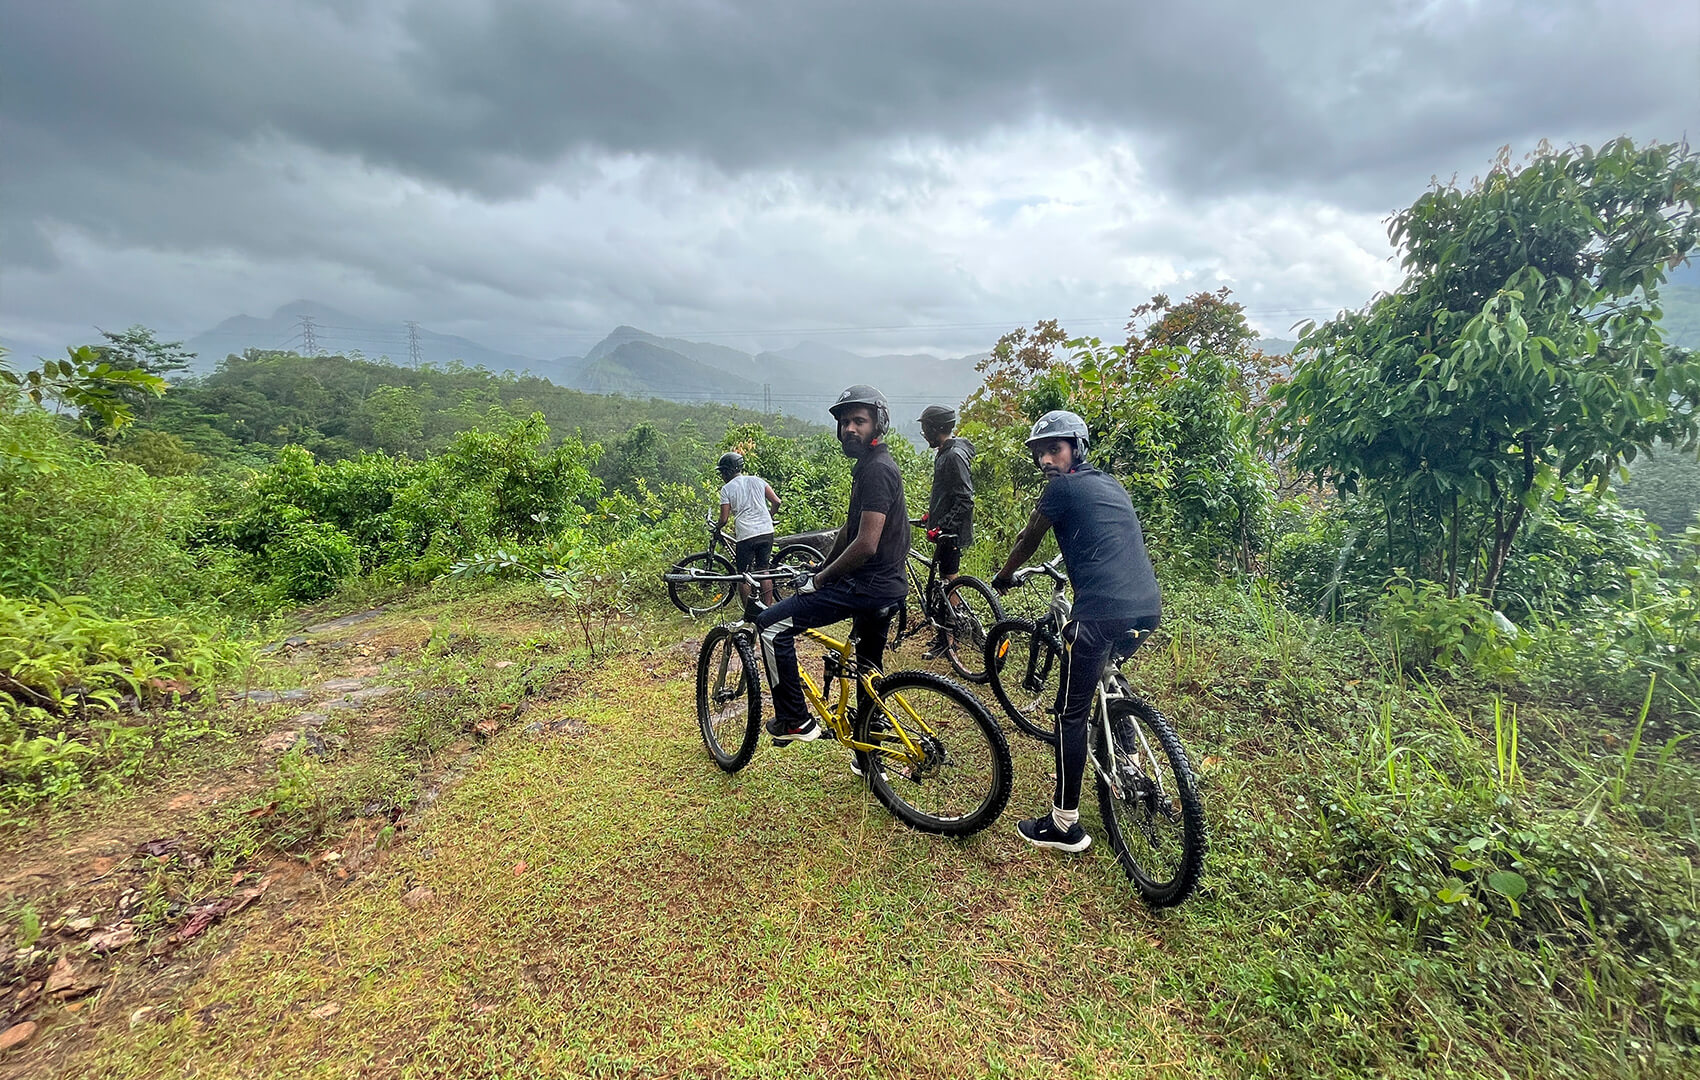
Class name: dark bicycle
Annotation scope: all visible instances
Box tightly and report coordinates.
[665,513,825,616]
[983,555,1206,907]
[883,521,1005,684]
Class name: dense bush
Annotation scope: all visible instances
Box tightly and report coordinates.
[0,393,212,615]
[0,593,249,821]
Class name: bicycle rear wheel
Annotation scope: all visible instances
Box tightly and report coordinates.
[983,619,1061,745]
[668,552,735,616]
[1093,697,1206,907]
[940,576,1004,684]
[860,671,1012,837]
[697,626,762,771]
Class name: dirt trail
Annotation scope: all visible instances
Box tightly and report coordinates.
[0,608,461,1074]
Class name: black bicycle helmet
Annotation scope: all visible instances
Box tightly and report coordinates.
[916,404,958,431]
[829,384,890,437]
[1025,409,1090,457]
[716,451,744,478]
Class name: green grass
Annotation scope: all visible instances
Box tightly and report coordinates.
[32,580,1700,1078]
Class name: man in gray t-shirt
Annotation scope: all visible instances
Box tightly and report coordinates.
[992,410,1161,855]
[716,452,781,606]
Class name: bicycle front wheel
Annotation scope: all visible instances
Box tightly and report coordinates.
[940,576,1004,684]
[1093,697,1206,907]
[861,671,1012,837]
[697,626,762,771]
[983,619,1061,745]
[668,552,735,616]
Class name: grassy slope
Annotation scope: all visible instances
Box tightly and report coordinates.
[33,582,1700,1079]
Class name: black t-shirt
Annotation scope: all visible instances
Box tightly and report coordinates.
[842,442,910,601]
[1037,464,1161,620]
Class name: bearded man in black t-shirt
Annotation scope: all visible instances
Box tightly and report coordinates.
[755,385,909,745]
[992,410,1162,853]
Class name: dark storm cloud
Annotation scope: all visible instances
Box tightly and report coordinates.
[5,0,1691,207]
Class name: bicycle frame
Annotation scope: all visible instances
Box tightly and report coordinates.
[788,625,935,760]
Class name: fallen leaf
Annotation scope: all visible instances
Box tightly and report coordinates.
[128,1007,156,1029]
[87,924,136,954]
[494,661,515,669]
[64,1000,85,1013]
[512,860,528,876]
[137,837,184,858]
[45,957,79,995]
[89,856,118,877]
[309,1003,341,1020]
[474,719,500,738]
[0,1021,37,1051]
[245,802,277,818]
[400,886,434,909]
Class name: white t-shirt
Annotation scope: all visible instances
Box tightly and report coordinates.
[719,474,775,541]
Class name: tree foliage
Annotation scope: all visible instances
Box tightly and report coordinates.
[963,291,1276,570]
[1271,139,1700,599]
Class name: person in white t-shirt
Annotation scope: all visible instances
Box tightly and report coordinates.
[716,451,782,609]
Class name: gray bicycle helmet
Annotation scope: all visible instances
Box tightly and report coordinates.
[1025,409,1090,451]
[716,451,744,478]
[830,384,890,437]
[916,404,958,430]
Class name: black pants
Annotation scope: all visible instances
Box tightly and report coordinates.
[755,582,897,726]
[932,538,961,577]
[1051,615,1161,812]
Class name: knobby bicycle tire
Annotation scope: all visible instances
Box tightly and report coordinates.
[940,576,1004,684]
[859,670,1012,837]
[982,618,1062,745]
[669,552,736,616]
[696,626,762,771]
[770,544,825,602]
[1092,696,1206,907]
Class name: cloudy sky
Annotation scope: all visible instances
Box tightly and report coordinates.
[3,0,1696,363]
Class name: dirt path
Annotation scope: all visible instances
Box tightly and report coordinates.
[0,606,514,1075]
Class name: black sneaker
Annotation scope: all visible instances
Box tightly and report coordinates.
[766,716,822,745]
[1016,814,1092,853]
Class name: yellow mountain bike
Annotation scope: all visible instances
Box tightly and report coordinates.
[689,571,1012,837]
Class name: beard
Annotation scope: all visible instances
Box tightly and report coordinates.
[838,432,868,459]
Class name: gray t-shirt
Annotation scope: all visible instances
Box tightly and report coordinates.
[1037,464,1161,620]
[719,474,775,541]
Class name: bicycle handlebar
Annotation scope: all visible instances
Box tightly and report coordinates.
[1009,555,1068,588]
[908,519,958,542]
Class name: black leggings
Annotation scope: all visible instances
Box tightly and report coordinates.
[1051,615,1160,812]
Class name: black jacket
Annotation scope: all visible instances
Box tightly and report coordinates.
[927,437,975,548]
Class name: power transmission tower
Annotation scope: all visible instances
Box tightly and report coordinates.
[299,314,319,356]
[406,321,422,366]
[763,382,772,414]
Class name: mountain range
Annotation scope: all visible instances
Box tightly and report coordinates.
[177,286,1700,427]
[185,300,545,378]
[186,303,991,429]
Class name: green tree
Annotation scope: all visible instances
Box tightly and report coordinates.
[1270,139,1700,600]
[360,385,424,455]
[1,345,165,433]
